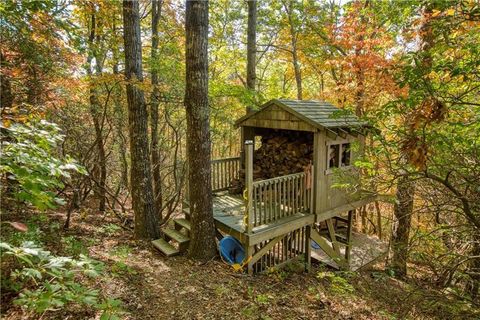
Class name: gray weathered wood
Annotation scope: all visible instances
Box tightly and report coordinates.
[245,141,254,233]
[310,228,348,269]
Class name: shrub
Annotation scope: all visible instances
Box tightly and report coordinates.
[0,120,86,210]
[0,241,122,318]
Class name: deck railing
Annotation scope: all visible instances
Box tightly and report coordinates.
[211,157,240,192]
[250,172,312,228]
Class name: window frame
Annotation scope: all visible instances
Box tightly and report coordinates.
[325,138,354,175]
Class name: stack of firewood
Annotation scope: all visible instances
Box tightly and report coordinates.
[229,130,313,194]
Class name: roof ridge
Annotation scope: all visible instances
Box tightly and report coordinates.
[235,99,368,130]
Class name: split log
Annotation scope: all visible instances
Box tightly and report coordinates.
[229,130,313,194]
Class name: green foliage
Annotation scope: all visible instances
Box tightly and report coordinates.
[110,244,132,259]
[255,293,271,304]
[61,236,88,257]
[6,217,45,246]
[317,271,355,296]
[100,223,122,236]
[1,120,86,210]
[109,244,136,276]
[0,241,122,317]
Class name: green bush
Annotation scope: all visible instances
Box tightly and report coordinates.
[0,120,86,210]
[317,271,355,296]
[0,241,122,318]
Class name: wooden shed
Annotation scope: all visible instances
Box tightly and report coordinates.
[154,99,384,274]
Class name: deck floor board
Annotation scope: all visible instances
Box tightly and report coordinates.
[212,193,314,245]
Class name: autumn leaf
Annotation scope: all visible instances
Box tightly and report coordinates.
[6,221,29,232]
[446,8,455,16]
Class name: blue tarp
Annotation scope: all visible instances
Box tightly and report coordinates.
[311,240,321,249]
[219,236,245,265]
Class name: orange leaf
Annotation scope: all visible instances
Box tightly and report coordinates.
[6,221,29,232]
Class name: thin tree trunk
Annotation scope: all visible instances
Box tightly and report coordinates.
[112,18,129,193]
[283,0,302,100]
[185,0,217,261]
[150,0,163,217]
[391,174,415,277]
[89,86,107,213]
[246,0,257,114]
[375,201,382,239]
[291,45,302,100]
[390,3,433,278]
[87,11,107,213]
[0,52,13,114]
[112,61,129,193]
[123,0,160,239]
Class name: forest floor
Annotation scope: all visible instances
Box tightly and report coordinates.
[1,204,479,320]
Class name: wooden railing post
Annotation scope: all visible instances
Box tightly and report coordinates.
[245,140,254,234]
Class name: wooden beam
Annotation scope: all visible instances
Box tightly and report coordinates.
[326,219,341,256]
[337,128,348,139]
[305,225,312,271]
[249,214,314,245]
[316,195,377,223]
[346,128,358,137]
[246,245,254,275]
[311,228,348,269]
[344,210,354,265]
[250,235,284,265]
[325,128,337,140]
[245,140,254,234]
[313,132,327,214]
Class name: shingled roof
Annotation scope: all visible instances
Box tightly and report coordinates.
[236,99,368,130]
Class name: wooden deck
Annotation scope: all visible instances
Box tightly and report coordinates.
[311,231,388,271]
[212,193,246,242]
[211,192,314,246]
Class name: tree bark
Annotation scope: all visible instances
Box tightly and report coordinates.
[112,62,129,193]
[150,0,163,217]
[391,174,415,277]
[112,17,129,194]
[246,0,257,114]
[123,0,160,239]
[0,52,13,114]
[283,0,302,100]
[87,11,107,213]
[185,0,217,261]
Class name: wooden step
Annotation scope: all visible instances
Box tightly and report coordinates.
[152,238,179,257]
[163,228,189,244]
[174,218,191,231]
[182,207,191,220]
[163,228,190,252]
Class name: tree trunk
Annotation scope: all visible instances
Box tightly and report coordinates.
[283,0,302,100]
[87,11,107,213]
[150,0,163,217]
[112,61,129,193]
[0,52,13,114]
[246,0,257,114]
[391,173,415,277]
[123,0,160,239]
[390,3,434,278]
[185,0,217,261]
[89,86,107,213]
[112,18,129,194]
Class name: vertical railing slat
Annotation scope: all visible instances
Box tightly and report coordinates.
[250,171,310,227]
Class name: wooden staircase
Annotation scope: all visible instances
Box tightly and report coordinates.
[152,216,191,256]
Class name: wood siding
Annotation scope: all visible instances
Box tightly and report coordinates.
[241,105,316,132]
